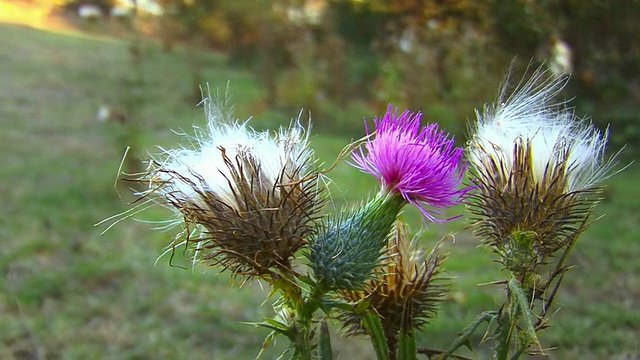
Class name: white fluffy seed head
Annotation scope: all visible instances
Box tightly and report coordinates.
[468,67,619,193]
[152,97,312,210]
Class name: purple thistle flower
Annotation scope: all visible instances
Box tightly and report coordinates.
[351,104,468,223]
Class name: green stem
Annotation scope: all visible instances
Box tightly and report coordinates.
[294,286,324,360]
[292,328,313,360]
[269,271,318,360]
[510,348,526,360]
[537,222,588,325]
[398,328,416,360]
[494,277,542,360]
[507,277,541,358]
[362,311,391,360]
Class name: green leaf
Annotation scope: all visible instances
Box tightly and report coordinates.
[298,274,317,287]
[361,311,390,360]
[253,318,293,340]
[354,297,372,312]
[438,311,496,360]
[263,317,290,331]
[256,330,277,359]
[508,277,542,355]
[318,318,333,360]
[318,297,352,313]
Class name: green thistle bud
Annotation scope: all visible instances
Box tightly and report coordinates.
[308,192,405,291]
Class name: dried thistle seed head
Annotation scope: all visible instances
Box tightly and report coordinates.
[339,222,448,352]
[467,67,621,262]
[139,97,322,277]
[468,67,619,194]
[468,138,596,259]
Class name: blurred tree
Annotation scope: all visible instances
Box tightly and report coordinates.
[60,0,115,13]
[148,0,639,148]
[318,32,348,106]
[491,0,640,155]
[323,0,389,101]
[155,0,304,106]
[322,0,502,136]
[155,0,226,102]
[226,0,300,107]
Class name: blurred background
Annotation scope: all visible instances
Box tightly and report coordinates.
[0,0,638,359]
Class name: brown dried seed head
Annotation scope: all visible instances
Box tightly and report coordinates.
[339,222,448,352]
[467,139,600,261]
[155,147,322,277]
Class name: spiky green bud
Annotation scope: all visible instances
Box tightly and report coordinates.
[308,192,405,291]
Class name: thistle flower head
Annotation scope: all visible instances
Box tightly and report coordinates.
[141,98,322,277]
[467,67,622,262]
[339,222,448,355]
[351,104,468,223]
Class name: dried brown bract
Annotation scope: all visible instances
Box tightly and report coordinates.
[339,222,448,356]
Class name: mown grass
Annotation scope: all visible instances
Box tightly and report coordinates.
[0,23,638,359]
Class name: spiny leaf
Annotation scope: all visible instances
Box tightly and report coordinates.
[508,277,543,355]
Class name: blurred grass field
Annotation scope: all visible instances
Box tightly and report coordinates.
[1,23,638,359]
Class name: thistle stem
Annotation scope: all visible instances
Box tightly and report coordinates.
[494,277,541,360]
[292,325,313,360]
[362,310,391,360]
[292,283,330,359]
[267,271,317,360]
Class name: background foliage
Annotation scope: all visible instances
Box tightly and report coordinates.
[146,0,640,153]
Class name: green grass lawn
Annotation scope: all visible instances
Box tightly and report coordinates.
[1,23,638,359]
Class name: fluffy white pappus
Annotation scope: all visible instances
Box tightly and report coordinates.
[468,67,620,192]
[152,97,313,210]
